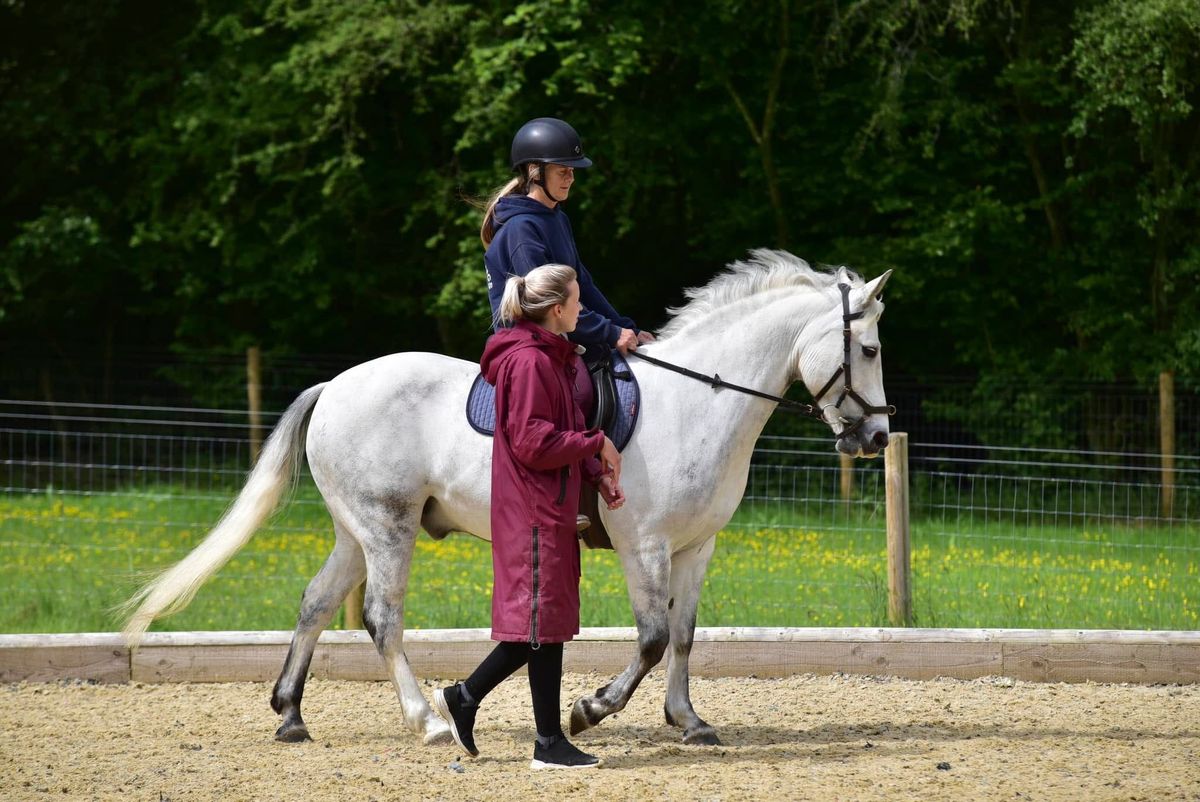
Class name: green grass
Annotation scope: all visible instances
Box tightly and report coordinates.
[0,485,1196,633]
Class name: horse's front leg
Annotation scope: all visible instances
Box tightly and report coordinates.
[570,539,670,736]
[663,536,720,745]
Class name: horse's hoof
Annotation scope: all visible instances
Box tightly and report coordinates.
[569,697,600,736]
[274,722,312,743]
[423,722,454,747]
[682,726,721,746]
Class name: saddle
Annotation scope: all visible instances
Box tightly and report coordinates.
[466,349,640,550]
[583,349,637,447]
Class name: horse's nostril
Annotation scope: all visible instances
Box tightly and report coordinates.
[872,431,889,449]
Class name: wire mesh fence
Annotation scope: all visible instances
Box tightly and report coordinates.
[734,435,1199,629]
[7,340,1199,454]
[1,400,1197,634]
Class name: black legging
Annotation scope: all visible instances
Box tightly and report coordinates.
[463,641,564,738]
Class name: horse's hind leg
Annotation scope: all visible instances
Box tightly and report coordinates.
[271,522,366,742]
[663,536,720,745]
[356,503,452,746]
[570,539,670,735]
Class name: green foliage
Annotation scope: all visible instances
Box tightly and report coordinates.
[1069,0,1200,376]
[1071,0,1200,141]
[0,207,104,321]
[2,0,1199,413]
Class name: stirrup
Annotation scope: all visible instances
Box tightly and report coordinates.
[575,514,591,533]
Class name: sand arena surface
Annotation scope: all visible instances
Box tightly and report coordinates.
[2,671,1198,801]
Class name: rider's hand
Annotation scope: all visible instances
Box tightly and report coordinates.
[615,328,638,354]
[636,330,656,344]
[598,436,621,486]
[599,475,625,510]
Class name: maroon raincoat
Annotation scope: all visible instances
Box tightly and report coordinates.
[481,319,607,644]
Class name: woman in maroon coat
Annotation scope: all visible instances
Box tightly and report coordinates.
[434,263,625,770]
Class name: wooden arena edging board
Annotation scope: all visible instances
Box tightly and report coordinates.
[2,627,1198,685]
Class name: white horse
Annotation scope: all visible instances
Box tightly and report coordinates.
[122,249,893,747]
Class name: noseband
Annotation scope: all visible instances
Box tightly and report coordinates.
[810,282,897,438]
[628,282,896,438]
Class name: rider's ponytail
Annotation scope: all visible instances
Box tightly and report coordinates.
[480,164,541,247]
[496,264,577,327]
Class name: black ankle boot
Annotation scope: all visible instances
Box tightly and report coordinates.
[433,683,479,757]
[530,734,601,770]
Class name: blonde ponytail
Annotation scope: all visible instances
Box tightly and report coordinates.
[496,264,577,327]
[479,164,542,247]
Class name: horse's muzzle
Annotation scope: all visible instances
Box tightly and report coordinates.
[836,427,889,458]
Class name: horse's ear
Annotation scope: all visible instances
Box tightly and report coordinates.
[859,270,892,303]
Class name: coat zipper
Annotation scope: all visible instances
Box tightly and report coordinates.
[555,466,568,505]
[529,525,540,649]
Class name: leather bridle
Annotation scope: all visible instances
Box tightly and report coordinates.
[628,281,895,439]
[810,282,896,437]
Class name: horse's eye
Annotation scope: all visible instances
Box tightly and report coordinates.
[862,345,879,358]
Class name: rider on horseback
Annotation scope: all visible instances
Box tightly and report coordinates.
[481,117,654,362]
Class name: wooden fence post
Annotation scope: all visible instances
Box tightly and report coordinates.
[839,453,854,501]
[343,584,365,630]
[247,346,263,465]
[885,432,912,627]
[1160,371,1176,521]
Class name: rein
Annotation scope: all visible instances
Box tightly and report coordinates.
[628,282,896,434]
[627,350,825,420]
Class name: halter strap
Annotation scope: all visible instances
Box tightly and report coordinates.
[811,283,896,435]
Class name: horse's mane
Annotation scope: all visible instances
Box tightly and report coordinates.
[656,249,856,339]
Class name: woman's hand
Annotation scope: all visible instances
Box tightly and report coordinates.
[599,475,625,510]
[636,330,656,344]
[599,436,621,486]
[616,328,638,354]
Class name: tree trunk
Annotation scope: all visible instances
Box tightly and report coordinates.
[1008,0,1066,251]
[761,141,789,249]
[719,0,791,248]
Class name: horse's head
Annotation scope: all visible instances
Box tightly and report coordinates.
[798,267,894,458]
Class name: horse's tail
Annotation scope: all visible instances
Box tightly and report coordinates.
[119,383,327,645]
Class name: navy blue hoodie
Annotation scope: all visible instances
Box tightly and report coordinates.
[485,195,637,352]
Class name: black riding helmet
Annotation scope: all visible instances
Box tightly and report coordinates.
[510,117,593,170]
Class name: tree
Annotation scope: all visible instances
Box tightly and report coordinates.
[3,0,1197,450]
[1071,0,1200,379]
[127,0,474,354]
[0,0,197,398]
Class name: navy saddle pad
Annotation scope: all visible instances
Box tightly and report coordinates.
[466,350,640,452]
